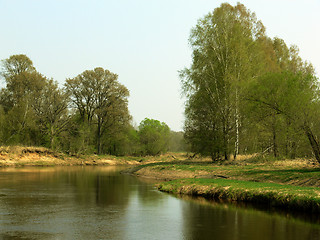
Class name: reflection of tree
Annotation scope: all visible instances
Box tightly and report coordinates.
[94,174,134,206]
[0,167,136,239]
[58,167,134,208]
[0,167,136,218]
[1,168,320,239]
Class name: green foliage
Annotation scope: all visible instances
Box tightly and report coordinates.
[65,67,131,155]
[0,105,5,144]
[169,131,189,152]
[0,55,45,146]
[59,115,95,155]
[138,118,170,156]
[0,55,137,155]
[32,79,70,150]
[246,71,320,159]
[181,3,265,161]
[0,54,176,157]
[181,2,320,163]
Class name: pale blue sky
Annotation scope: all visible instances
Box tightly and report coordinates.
[1,0,319,131]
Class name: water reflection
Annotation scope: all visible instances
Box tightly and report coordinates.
[178,195,320,240]
[0,167,319,239]
[0,167,133,239]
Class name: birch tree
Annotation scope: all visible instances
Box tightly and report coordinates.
[181,3,265,160]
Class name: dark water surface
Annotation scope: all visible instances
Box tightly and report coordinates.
[0,166,319,240]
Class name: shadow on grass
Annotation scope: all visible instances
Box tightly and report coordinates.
[244,168,320,175]
[121,160,211,174]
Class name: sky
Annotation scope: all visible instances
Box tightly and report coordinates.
[1,0,319,131]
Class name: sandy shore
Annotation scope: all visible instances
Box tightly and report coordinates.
[0,146,140,167]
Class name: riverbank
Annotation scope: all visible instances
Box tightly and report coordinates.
[0,146,141,167]
[127,154,320,212]
[158,178,320,212]
[3,147,320,212]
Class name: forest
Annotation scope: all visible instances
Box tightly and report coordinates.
[1,2,320,162]
[0,55,186,156]
[181,3,320,162]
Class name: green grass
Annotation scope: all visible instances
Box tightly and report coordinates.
[126,155,320,213]
[158,178,320,212]
[139,160,320,187]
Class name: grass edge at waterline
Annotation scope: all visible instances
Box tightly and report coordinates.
[157,178,320,212]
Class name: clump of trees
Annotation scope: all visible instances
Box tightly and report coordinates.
[181,3,320,162]
[0,54,185,156]
[138,118,170,155]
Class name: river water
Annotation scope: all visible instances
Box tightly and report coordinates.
[0,166,319,240]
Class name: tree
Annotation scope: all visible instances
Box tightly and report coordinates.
[32,79,70,149]
[0,105,5,144]
[1,54,45,102]
[247,70,320,162]
[1,54,35,76]
[181,3,265,160]
[65,67,130,154]
[183,86,223,160]
[138,118,170,156]
[244,36,319,160]
[181,3,320,163]
[0,54,46,145]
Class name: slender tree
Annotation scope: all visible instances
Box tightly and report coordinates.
[181,3,265,160]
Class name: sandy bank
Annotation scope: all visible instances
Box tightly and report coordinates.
[0,146,140,167]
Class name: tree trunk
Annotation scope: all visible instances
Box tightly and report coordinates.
[50,125,55,150]
[272,114,277,158]
[97,117,102,154]
[234,89,240,160]
[291,141,296,159]
[223,124,229,161]
[285,121,289,158]
[234,108,239,160]
[304,125,320,163]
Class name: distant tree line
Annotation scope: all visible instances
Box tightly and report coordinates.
[181,3,320,162]
[0,54,186,156]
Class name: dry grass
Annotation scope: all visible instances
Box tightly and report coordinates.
[0,146,54,155]
[271,158,318,168]
[0,145,141,167]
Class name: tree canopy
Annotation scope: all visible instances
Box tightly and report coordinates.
[181,3,320,162]
[138,118,170,156]
[65,67,130,154]
[0,55,183,156]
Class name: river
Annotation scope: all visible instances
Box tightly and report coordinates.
[0,166,319,239]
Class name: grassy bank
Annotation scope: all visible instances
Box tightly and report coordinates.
[127,153,320,212]
[158,178,320,212]
[132,155,320,187]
